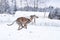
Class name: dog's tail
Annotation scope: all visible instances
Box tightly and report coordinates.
[7,20,16,26]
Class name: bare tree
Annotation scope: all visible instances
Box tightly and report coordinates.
[0,0,9,13]
[25,0,28,7]
[25,0,29,11]
[20,0,22,11]
[39,0,50,18]
[34,0,38,11]
[34,0,36,11]
[14,0,17,11]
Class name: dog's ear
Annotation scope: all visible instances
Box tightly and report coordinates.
[30,15,35,17]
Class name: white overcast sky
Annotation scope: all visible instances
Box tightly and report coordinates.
[48,0,60,8]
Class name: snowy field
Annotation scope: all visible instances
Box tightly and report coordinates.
[0,11,60,40]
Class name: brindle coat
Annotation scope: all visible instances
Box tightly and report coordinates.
[7,15,38,30]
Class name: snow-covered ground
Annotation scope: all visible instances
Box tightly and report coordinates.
[0,11,60,40]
